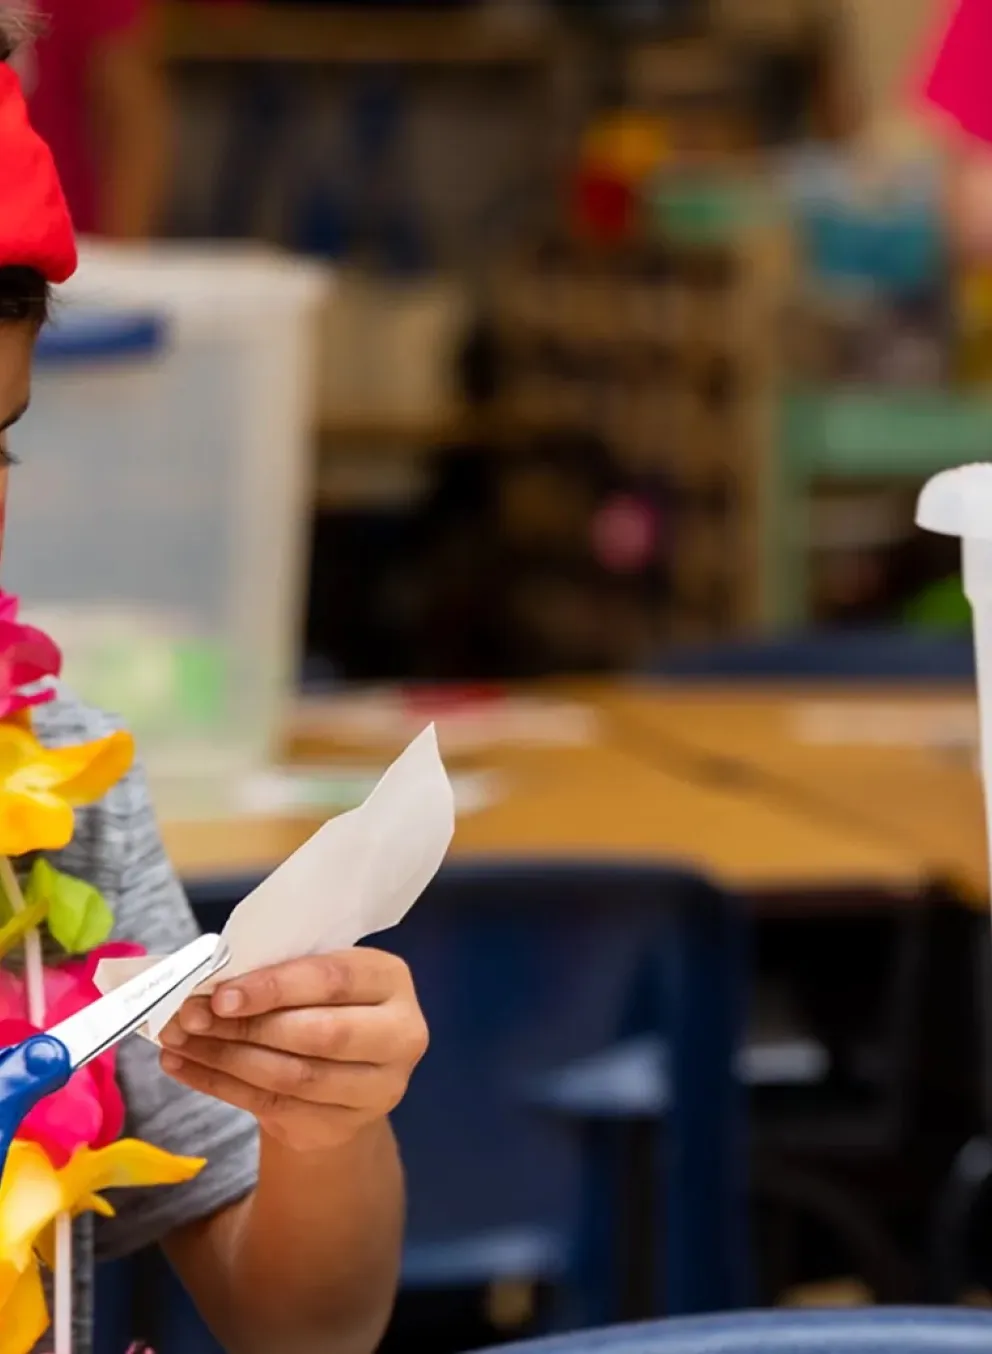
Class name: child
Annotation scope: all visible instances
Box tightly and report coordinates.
[0,24,427,1353]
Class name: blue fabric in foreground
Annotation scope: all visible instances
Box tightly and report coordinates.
[473,1308,992,1354]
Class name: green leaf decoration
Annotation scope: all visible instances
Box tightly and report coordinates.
[26,858,114,954]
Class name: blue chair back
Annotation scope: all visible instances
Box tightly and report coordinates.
[383,861,747,1319]
[471,1308,992,1354]
[647,629,975,683]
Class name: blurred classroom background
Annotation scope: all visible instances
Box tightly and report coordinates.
[16,0,992,1350]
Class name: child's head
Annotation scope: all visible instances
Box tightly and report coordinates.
[0,13,75,550]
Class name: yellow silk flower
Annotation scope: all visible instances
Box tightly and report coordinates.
[2,1262,46,1354]
[0,1139,204,1354]
[0,720,134,857]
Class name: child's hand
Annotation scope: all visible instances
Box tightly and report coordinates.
[158,950,428,1153]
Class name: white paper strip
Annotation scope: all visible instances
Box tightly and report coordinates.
[95,724,454,1037]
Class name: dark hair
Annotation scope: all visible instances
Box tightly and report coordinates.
[0,14,51,323]
[0,267,49,322]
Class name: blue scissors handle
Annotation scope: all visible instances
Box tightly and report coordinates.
[0,1035,73,1178]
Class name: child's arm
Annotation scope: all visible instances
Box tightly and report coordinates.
[89,0,171,238]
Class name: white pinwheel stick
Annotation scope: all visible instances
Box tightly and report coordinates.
[917,464,992,880]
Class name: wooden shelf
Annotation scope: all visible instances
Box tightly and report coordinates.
[163,3,559,66]
[319,414,476,446]
[317,409,568,448]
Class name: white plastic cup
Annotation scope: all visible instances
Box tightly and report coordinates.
[918,465,992,874]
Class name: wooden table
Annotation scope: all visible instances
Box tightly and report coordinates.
[162,813,326,884]
[595,682,988,905]
[161,693,924,901]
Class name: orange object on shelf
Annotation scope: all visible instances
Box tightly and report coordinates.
[581,112,670,184]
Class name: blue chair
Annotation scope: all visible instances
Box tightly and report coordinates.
[647,629,975,684]
[467,1308,992,1354]
[394,862,748,1324]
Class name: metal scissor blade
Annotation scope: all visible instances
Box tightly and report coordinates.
[50,933,230,1070]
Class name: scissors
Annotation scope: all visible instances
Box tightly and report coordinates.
[0,932,230,1180]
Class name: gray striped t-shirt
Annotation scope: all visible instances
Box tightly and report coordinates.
[17,691,260,1354]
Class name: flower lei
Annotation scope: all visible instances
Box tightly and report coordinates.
[0,593,204,1354]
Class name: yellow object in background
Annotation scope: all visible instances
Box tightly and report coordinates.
[957,267,992,386]
[582,112,671,184]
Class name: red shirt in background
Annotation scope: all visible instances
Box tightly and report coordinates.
[13,0,147,234]
[921,0,992,145]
